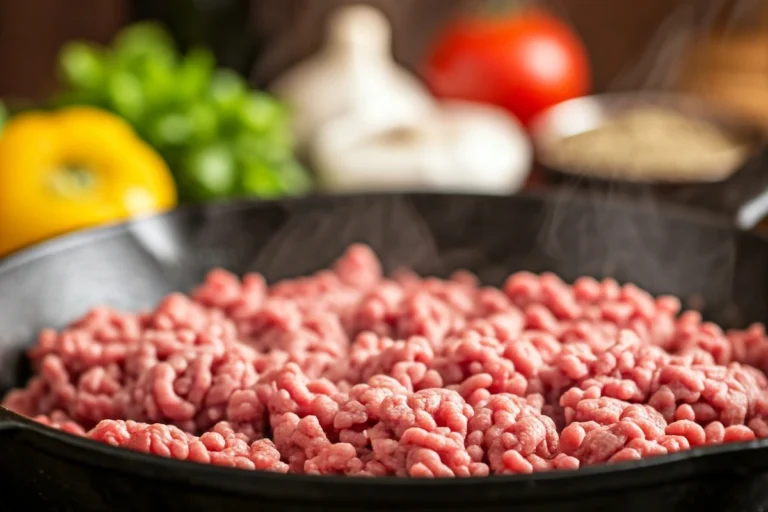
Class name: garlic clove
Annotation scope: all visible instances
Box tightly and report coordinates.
[269,4,436,155]
[326,4,392,55]
[311,116,435,192]
[426,101,533,193]
[311,101,532,195]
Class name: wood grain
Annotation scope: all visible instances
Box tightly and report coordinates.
[0,0,127,100]
[247,0,684,92]
[0,0,740,99]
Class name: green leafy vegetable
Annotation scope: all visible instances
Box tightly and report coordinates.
[180,143,237,201]
[0,101,7,135]
[59,42,107,93]
[107,70,145,122]
[56,22,310,203]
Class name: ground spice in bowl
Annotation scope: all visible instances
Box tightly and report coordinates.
[541,106,753,183]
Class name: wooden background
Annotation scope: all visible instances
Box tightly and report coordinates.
[0,0,755,101]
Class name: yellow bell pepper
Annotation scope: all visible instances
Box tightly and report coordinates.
[0,107,177,256]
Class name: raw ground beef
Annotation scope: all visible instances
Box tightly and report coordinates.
[4,244,768,477]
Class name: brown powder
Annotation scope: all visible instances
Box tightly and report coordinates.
[544,107,751,182]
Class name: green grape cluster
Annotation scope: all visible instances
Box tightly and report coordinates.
[57,23,311,203]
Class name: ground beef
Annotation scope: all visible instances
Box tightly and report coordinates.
[4,244,768,477]
[89,419,288,472]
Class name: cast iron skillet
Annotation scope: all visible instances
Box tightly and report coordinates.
[3,192,768,512]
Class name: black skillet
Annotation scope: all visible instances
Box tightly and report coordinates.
[3,192,768,512]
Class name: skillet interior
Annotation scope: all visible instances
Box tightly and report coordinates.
[2,192,768,511]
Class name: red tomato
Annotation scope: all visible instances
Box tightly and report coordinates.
[423,10,591,126]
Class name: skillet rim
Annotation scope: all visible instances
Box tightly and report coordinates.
[0,191,765,502]
[0,190,747,273]
[0,406,761,502]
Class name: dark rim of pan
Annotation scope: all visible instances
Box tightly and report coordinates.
[0,190,746,273]
[0,191,762,498]
[2,408,764,499]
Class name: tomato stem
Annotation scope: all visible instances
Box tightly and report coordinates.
[468,0,539,18]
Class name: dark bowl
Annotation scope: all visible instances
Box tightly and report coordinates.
[528,92,768,230]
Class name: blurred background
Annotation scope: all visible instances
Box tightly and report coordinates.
[4,0,766,100]
[2,0,768,256]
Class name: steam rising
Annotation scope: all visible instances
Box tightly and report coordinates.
[539,184,736,306]
[251,196,445,279]
[610,0,764,91]
[537,0,766,313]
